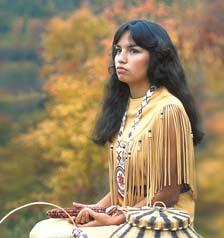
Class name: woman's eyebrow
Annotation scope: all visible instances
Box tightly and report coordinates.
[115,44,138,48]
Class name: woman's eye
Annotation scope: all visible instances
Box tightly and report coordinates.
[130,48,139,54]
[114,46,121,55]
[114,47,139,55]
[114,47,121,54]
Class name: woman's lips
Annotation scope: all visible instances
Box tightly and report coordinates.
[116,67,128,74]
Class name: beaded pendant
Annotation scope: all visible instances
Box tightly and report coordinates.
[115,86,157,197]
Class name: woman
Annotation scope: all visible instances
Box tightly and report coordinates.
[30,19,203,238]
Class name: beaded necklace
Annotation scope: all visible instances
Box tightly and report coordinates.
[115,86,157,197]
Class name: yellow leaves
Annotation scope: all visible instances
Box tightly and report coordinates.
[181,40,195,60]
[70,135,86,147]
[155,2,168,17]
[21,119,58,148]
[42,18,69,61]
[84,56,109,85]
[41,7,113,78]
[160,18,179,46]
[60,149,75,161]
[51,104,78,118]
[110,0,155,20]
[206,112,224,137]
[198,158,224,203]
[203,54,224,95]
[44,75,90,99]
[113,0,123,15]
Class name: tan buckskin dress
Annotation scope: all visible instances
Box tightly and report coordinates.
[30,87,196,238]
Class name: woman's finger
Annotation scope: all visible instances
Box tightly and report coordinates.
[75,211,82,224]
[77,220,98,227]
[85,210,90,223]
[81,214,86,224]
[75,209,88,224]
[82,210,87,224]
[72,202,86,208]
[82,208,98,220]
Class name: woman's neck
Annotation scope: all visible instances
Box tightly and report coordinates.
[129,81,150,99]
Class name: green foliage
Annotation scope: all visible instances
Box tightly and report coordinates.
[0,46,39,62]
[0,62,41,92]
[0,0,79,19]
[0,93,46,120]
[0,11,14,32]
[0,120,12,145]
[1,209,47,238]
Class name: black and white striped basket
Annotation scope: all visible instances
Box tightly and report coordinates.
[110,202,202,238]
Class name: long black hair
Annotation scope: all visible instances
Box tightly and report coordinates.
[91,19,204,146]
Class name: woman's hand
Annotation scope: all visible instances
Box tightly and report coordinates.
[74,207,92,224]
[71,202,98,224]
[75,208,125,227]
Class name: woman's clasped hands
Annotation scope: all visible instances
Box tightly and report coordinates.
[70,202,125,227]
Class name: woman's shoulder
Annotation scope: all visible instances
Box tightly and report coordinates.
[154,87,185,111]
[150,88,190,127]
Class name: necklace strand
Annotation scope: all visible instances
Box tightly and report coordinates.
[115,86,157,197]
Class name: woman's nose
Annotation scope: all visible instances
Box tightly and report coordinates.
[117,51,128,63]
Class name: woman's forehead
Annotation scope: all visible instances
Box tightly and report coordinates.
[116,31,137,46]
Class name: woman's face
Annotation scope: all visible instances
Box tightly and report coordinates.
[114,31,150,86]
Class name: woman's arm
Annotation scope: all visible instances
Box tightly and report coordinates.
[73,192,111,208]
[77,183,180,227]
[96,192,112,208]
[133,185,180,208]
[134,118,180,208]
[76,160,180,227]
[133,105,184,208]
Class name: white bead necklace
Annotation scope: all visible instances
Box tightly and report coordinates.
[115,86,157,197]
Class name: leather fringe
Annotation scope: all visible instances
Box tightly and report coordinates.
[109,103,196,207]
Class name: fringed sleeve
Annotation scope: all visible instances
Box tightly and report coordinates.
[146,104,196,205]
[109,143,117,205]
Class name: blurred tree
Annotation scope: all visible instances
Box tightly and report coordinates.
[20,7,115,205]
[0,1,223,237]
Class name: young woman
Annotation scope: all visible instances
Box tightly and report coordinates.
[30,19,203,238]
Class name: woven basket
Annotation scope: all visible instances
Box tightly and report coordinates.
[110,202,202,238]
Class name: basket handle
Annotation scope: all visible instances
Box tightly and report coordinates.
[0,201,76,227]
[153,201,167,208]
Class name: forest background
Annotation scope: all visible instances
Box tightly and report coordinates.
[0,0,223,237]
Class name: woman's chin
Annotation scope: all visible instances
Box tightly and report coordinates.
[117,76,130,84]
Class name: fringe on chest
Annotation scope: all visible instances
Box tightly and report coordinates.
[108,104,196,207]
